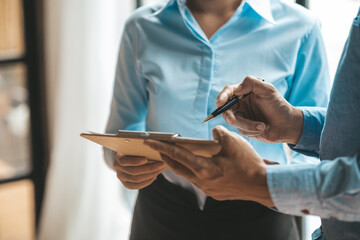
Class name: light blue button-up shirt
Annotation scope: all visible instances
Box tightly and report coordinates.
[267,7,360,240]
[105,0,329,208]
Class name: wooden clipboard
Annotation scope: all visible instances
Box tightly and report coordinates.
[80,130,222,161]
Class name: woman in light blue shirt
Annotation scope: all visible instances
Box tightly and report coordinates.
[105,0,330,239]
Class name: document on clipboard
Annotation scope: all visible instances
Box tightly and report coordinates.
[80,130,222,161]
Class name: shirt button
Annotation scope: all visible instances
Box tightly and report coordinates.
[301,209,310,215]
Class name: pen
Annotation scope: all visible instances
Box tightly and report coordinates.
[202,93,250,123]
[202,78,265,123]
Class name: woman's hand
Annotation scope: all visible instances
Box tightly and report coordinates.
[113,152,165,189]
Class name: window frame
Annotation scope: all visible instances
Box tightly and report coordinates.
[0,0,48,232]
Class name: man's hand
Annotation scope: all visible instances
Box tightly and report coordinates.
[144,126,275,207]
[113,153,164,189]
[217,76,303,145]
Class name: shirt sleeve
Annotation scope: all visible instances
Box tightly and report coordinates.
[285,20,330,164]
[267,153,360,222]
[288,107,327,158]
[103,27,148,169]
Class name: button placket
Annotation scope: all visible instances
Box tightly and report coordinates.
[193,46,214,133]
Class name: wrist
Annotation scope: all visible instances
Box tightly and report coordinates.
[287,107,304,145]
[251,163,275,207]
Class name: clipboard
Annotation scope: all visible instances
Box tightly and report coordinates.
[80,130,222,161]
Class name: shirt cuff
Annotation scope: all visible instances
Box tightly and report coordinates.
[288,107,326,157]
[266,164,327,217]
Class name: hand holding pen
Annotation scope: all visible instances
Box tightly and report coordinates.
[203,77,264,123]
[207,76,304,145]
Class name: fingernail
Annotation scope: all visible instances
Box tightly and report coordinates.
[256,124,265,131]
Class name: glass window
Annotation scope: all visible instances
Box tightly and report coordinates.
[0,64,31,180]
[0,0,25,60]
[0,180,35,240]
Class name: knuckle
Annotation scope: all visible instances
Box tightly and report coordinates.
[199,169,213,180]
[195,167,212,180]
[224,85,232,90]
[244,76,252,83]
[267,83,277,92]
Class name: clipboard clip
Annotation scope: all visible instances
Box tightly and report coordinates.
[116,130,181,140]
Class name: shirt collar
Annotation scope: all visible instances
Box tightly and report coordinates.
[173,0,276,25]
[245,0,276,24]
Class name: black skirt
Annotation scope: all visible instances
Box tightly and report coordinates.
[130,174,300,240]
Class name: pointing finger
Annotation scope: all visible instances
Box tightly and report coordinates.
[160,153,198,184]
[144,140,209,174]
[216,84,237,107]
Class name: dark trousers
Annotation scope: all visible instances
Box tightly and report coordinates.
[130,175,300,240]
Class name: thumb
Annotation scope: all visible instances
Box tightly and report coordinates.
[212,126,245,154]
[211,125,230,142]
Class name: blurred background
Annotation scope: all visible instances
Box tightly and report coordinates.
[0,0,359,239]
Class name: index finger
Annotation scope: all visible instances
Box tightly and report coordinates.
[234,76,274,97]
[143,140,208,173]
[216,84,238,107]
[115,154,148,166]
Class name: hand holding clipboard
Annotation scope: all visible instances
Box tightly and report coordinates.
[81,130,221,161]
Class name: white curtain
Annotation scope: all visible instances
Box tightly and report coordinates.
[38,1,136,239]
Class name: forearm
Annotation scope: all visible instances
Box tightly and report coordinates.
[103,27,147,170]
[266,153,360,221]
